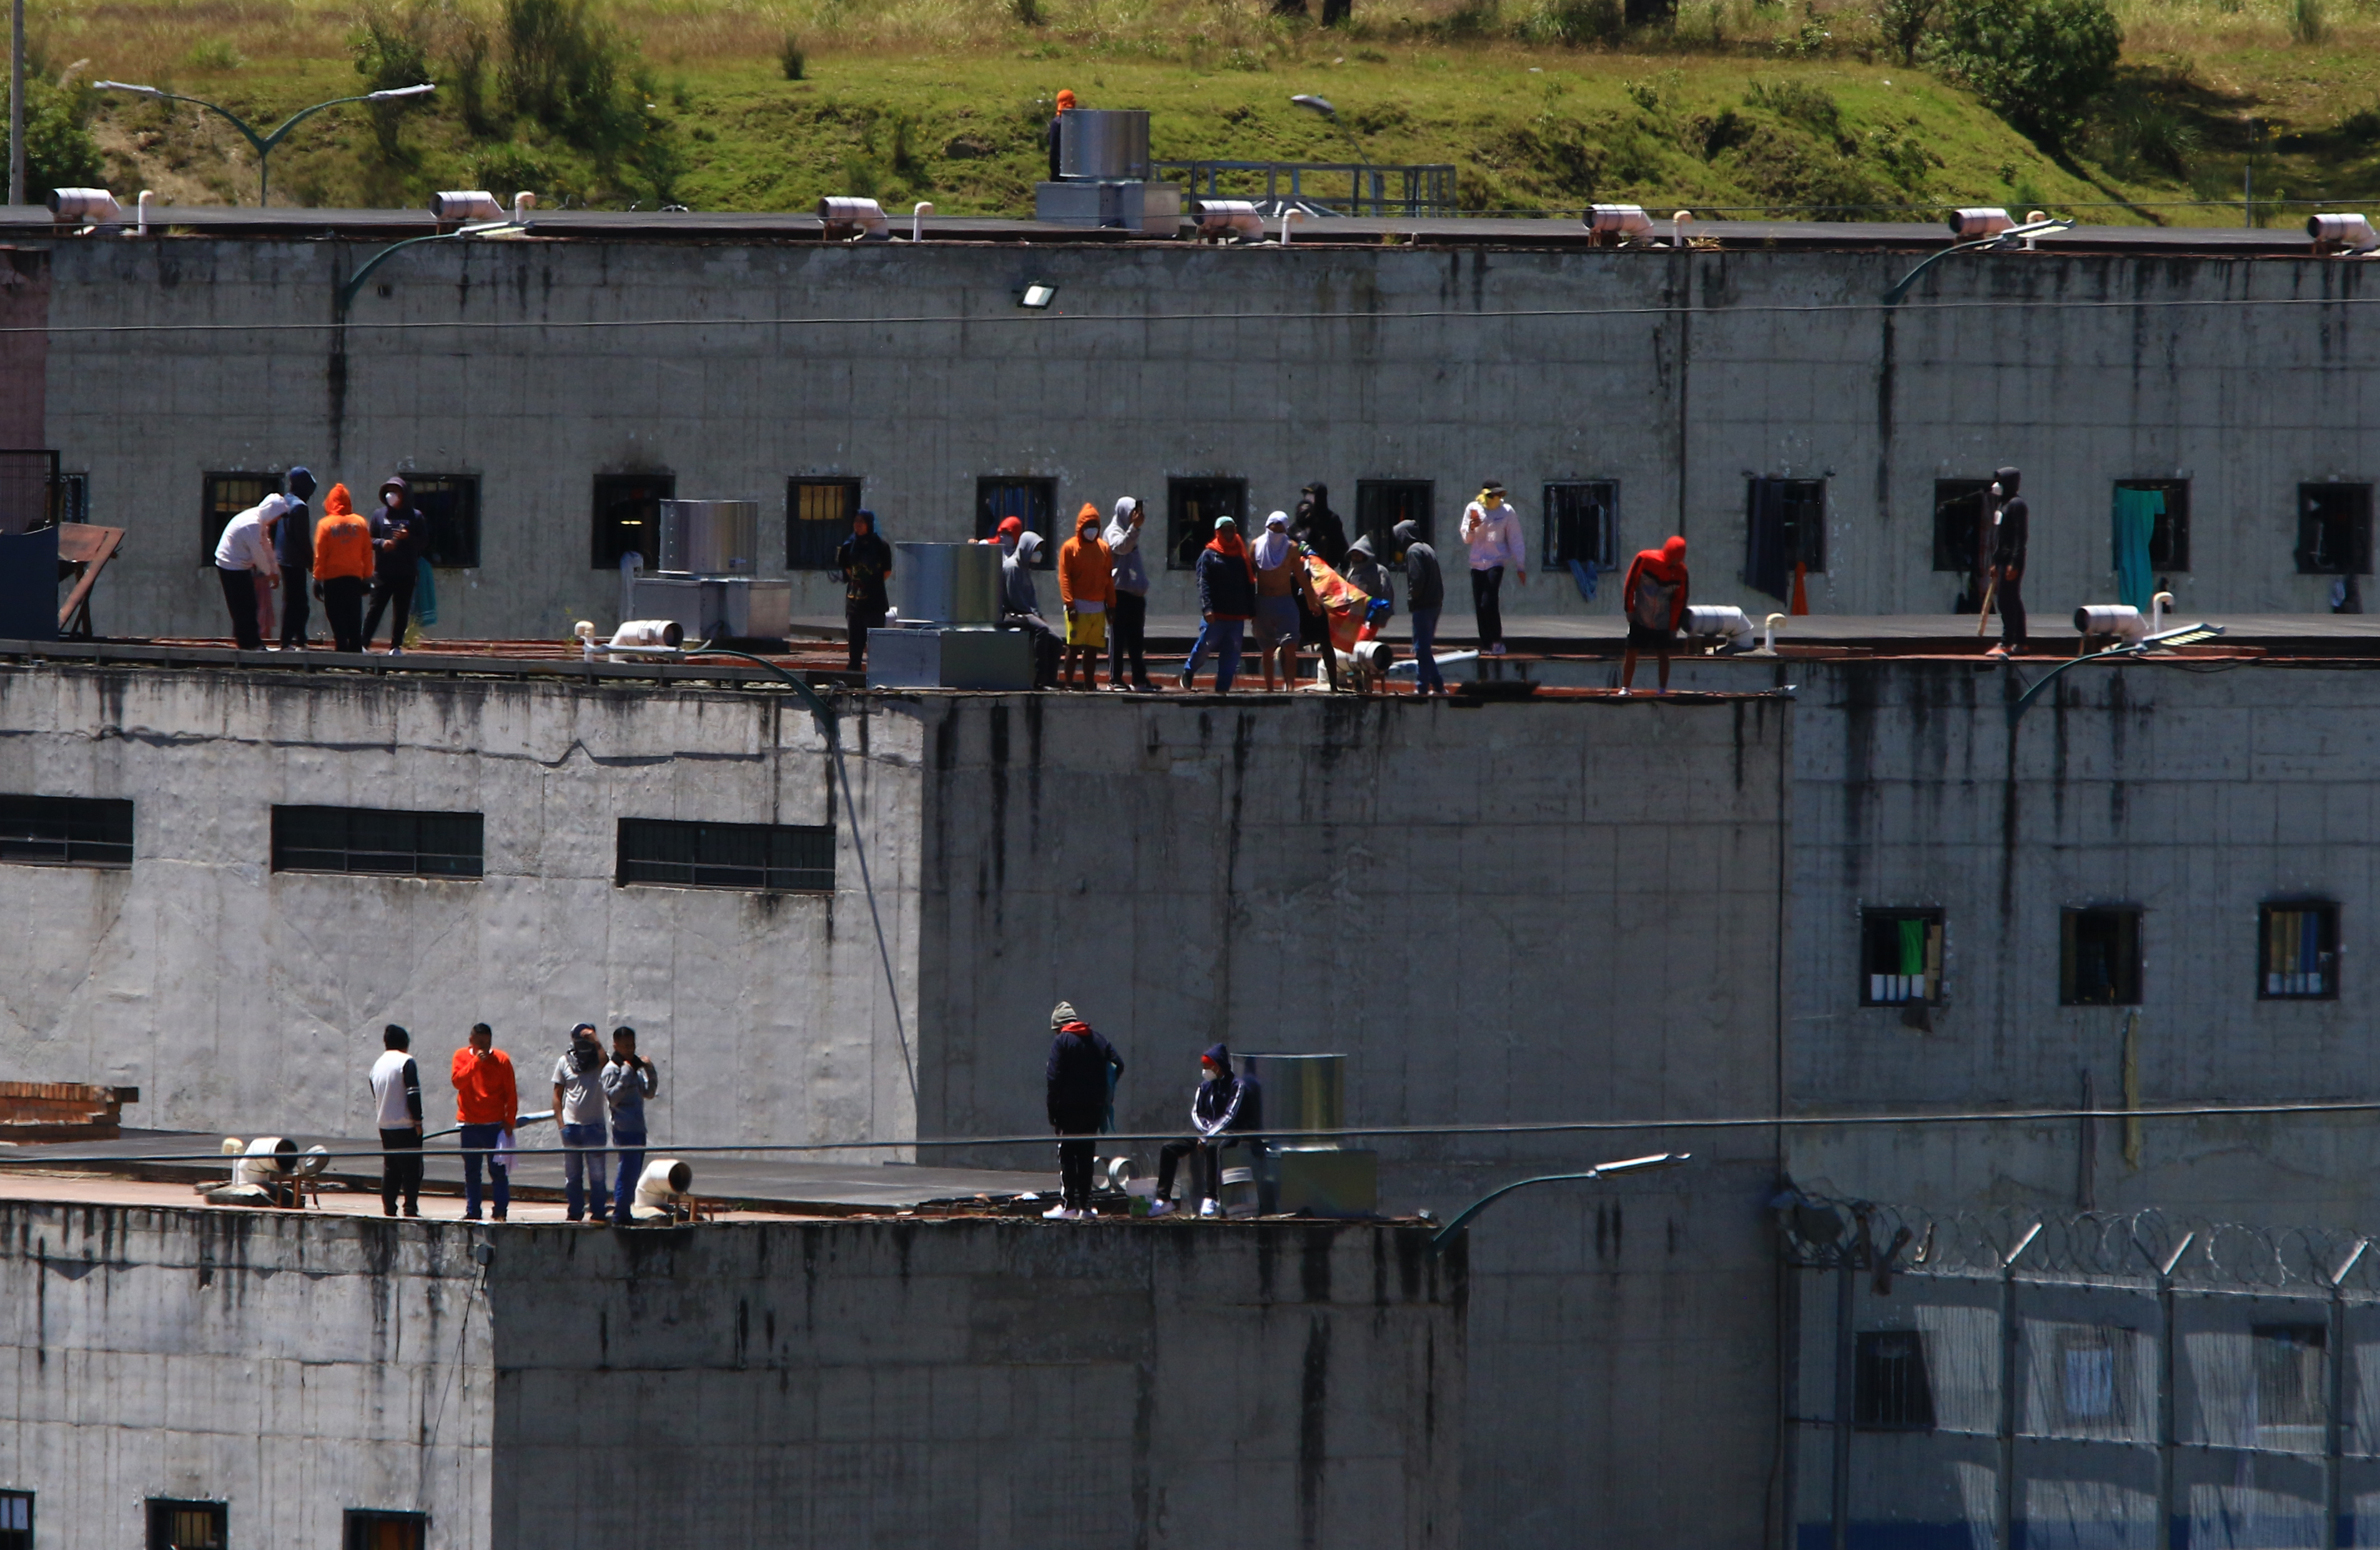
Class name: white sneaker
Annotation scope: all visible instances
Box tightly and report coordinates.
[1198,1199,1220,1218]
[1147,1199,1176,1218]
[1043,1203,1072,1220]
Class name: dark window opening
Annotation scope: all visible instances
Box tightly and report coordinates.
[2298,483,2372,576]
[147,1499,226,1550]
[201,472,275,565]
[407,474,481,570]
[1932,478,1992,573]
[1744,476,1825,600]
[0,1489,29,1550]
[2114,479,2190,574]
[1167,477,1248,571]
[0,794,133,868]
[57,471,88,524]
[2253,1324,2327,1431]
[2259,902,2340,1000]
[2061,907,2143,1006]
[271,806,484,879]
[789,478,863,570]
[618,817,834,894]
[591,473,676,570]
[1543,481,1617,571]
[1355,480,1432,558]
[1853,1330,1936,1431]
[345,1510,428,1550]
[977,477,1057,569]
[1860,909,1943,1006]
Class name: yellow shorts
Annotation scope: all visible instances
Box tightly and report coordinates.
[1067,610,1107,648]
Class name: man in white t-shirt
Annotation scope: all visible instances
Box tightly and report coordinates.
[213,493,289,652]
[551,1022,612,1222]
[367,1024,424,1218]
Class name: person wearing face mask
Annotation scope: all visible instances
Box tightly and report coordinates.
[362,475,428,654]
[1104,496,1154,691]
[1002,528,1062,689]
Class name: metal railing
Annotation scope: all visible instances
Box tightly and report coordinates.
[1780,1192,2380,1550]
[1153,160,1459,219]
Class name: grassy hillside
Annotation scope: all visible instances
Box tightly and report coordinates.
[25,0,2380,222]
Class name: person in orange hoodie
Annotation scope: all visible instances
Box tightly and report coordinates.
[452,1022,518,1221]
[311,483,374,653]
[1056,503,1114,691]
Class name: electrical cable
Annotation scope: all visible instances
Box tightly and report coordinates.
[19,1095,2380,1169]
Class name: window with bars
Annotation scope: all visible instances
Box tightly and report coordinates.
[2253,1324,2328,1434]
[1354,480,1433,556]
[1542,481,1616,571]
[788,478,863,570]
[2259,902,2339,999]
[1165,477,1249,571]
[978,477,1057,569]
[408,473,481,569]
[200,472,275,565]
[270,806,484,879]
[591,473,676,569]
[344,1510,427,1550]
[0,794,133,868]
[2061,907,2143,1006]
[1860,909,1943,1006]
[0,1491,29,1550]
[1853,1330,1936,1431]
[147,1499,225,1550]
[2298,483,2372,576]
[617,817,834,894]
[1931,478,1992,573]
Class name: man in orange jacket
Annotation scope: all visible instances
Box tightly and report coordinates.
[1056,503,1114,691]
[452,1022,518,1221]
[311,483,374,653]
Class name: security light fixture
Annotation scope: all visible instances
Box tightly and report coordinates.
[2007,620,2228,726]
[1017,283,1057,309]
[1886,212,2075,305]
[1429,1151,1692,1252]
[95,80,435,207]
[1291,93,1338,117]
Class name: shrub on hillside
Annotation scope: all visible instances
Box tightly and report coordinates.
[352,2,435,160]
[1873,0,1940,65]
[12,69,101,197]
[500,0,652,162]
[1930,0,2120,146]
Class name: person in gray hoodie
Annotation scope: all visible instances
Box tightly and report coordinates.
[1003,529,1062,689]
[1104,496,1153,691]
[1396,519,1446,696]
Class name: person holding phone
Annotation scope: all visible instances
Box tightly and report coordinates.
[601,1025,659,1225]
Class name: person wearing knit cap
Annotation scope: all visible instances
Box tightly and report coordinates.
[1150,1044,1262,1218]
[1043,1000,1123,1219]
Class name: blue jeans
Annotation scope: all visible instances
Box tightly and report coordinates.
[561,1122,610,1220]
[1411,607,1444,693]
[1185,618,1245,693]
[458,1122,509,1219]
[613,1127,647,1222]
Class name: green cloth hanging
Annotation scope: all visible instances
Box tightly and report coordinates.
[2111,488,2161,610]
[1898,917,1926,977]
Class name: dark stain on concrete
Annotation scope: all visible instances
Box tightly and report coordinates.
[1298,1313,1332,1549]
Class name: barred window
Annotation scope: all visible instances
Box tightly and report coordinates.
[2061,907,2142,1007]
[271,806,484,879]
[617,817,833,894]
[0,1491,29,1550]
[1853,1331,1935,1431]
[1860,909,1943,1006]
[0,794,133,868]
[345,1510,427,1550]
[789,478,863,570]
[2260,902,2339,999]
[147,1499,225,1550]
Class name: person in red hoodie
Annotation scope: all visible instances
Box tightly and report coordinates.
[452,1022,518,1221]
[1620,536,1689,694]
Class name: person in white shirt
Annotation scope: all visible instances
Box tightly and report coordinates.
[1458,481,1528,656]
[551,1022,612,1222]
[367,1024,424,1218]
[213,492,289,652]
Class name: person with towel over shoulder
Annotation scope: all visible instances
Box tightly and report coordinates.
[1619,535,1690,694]
[1250,510,1305,691]
[1043,1000,1122,1220]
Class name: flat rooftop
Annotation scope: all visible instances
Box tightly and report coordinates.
[0,202,2349,259]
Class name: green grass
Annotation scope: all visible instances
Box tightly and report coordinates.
[36,0,2380,222]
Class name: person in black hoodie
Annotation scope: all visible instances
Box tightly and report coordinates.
[276,466,317,648]
[1043,999,1122,1219]
[834,508,894,671]
[362,475,428,654]
[1396,518,1447,695]
[1150,1044,1263,1218]
[1983,465,2028,659]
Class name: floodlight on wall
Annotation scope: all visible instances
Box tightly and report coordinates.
[1017,282,1057,309]
[2308,214,2380,254]
[817,195,889,241]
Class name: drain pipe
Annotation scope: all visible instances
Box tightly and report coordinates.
[911,200,933,241]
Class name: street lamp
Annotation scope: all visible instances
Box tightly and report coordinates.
[92,80,435,207]
[1428,1150,1692,1254]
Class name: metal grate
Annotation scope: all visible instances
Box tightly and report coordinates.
[0,794,133,868]
[0,448,57,536]
[616,817,832,894]
[270,806,483,879]
[1153,160,1458,218]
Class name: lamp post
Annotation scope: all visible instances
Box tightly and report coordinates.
[92,81,435,207]
[1291,93,1371,212]
[1428,1150,1691,1254]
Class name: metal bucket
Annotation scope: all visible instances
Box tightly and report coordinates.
[1240,1052,1345,1146]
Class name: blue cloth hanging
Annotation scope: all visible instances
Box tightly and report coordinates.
[2111,488,2161,610]
[1568,557,1601,603]
[413,556,439,626]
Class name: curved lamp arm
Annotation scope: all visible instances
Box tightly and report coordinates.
[1428,1150,1691,1254]
[1885,218,2076,306]
[2005,622,2226,727]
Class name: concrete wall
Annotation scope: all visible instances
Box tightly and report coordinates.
[909,691,1792,1549]
[0,663,923,1149]
[39,235,2380,639]
[0,1201,1461,1549]
[0,1201,491,1548]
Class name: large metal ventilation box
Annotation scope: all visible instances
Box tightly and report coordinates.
[626,499,791,644]
[1035,109,1182,235]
